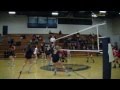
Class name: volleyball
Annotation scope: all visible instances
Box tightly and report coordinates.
[50,37,56,42]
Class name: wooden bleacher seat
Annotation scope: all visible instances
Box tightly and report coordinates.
[0,34,98,58]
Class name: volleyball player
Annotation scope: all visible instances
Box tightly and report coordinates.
[58,49,67,63]
[50,35,56,51]
[58,49,63,62]
[33,45,38,63]
[45,44,52,66]
[8,44,16,66]
[118,49,120,67]
[86,46,95,63]
[51,49,70,76]
[21,44,34,73]
[113,47,120,68]
[40,43,46,60]
[67,50,71,60]
[86,52,95,63]
[50,35,56,44]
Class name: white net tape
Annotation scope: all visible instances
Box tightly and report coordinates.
[55,23,106,41]
[60,49,103,53]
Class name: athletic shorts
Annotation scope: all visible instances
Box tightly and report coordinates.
[25,54,32,59]
[52,59,59,63]
[8,52,15,57]
[46,51,51,55]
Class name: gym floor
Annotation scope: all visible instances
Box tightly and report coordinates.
[0,56,120,79]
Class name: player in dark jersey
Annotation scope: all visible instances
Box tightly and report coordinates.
[45,45,53,66]
[51,49,70,76]
[21,44,34,73]
[40,43,46,60]
[8,44,16,66]
[86,52,95,63]
[86,47,95,63]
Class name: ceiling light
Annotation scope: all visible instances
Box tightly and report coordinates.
[99,11,106,14]
[52,12,59,16]
[8,11,16,14]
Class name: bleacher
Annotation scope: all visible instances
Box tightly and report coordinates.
[0,34,98,58]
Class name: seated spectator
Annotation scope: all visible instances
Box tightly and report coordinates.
[39,36,43,42]
[36,35,40,40]
[22,35,26,39]
[29,40,32,44]
[32,34,36,41]
[20,34,26,41]
[8,36,11,45]
[59,30,62,35]
[11,38,14,45]
[76,33,80,40]
[35,38,39,45]
[8,37,14,45]
[0,34,2,43]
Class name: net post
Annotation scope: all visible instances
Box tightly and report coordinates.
[101,37,111,79]
[97,26,100,51]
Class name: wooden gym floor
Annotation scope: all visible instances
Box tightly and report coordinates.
[0,56,120,79]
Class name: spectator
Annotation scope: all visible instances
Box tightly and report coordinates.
[76,33,80,41]
[20,34,26,39]
[32,34,36,41]
[59,30,62,35]
[0,34,2,43]
[34,38,39,45]
[20,35,23,41]
[36,35,40,40]
[38,36,43,42]
[8,36,11,45]
[8,36,14,45]
[10,38,14,45]
[49,30,52,34]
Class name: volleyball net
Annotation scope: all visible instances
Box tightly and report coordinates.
[55,22,106,54]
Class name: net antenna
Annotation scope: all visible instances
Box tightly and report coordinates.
[55,22,106,52]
